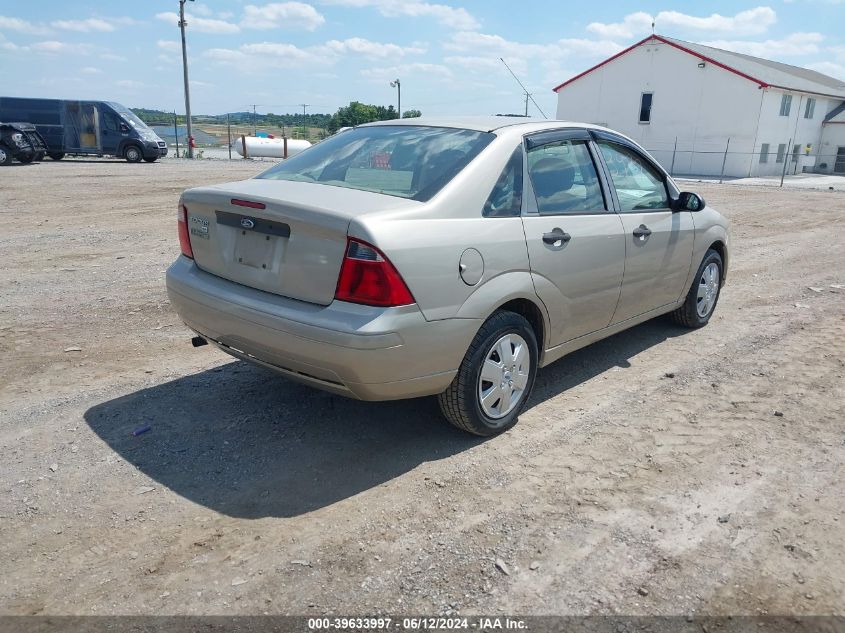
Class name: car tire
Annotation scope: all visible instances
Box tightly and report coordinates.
[438,310,538,437]
[0,145,12,166]
[124,145,143,163]
[47,152,64,160]
[35,152,45,161]
[671,249,723,328]
[18,154,35,164]
[143,156,159,163]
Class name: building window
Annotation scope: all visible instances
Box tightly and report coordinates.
[791,143,800,162]
[759,143,770,164]
[776,143,787,163]
[804,98,816,119]
[779,94,792,117]
[639,93,653,123]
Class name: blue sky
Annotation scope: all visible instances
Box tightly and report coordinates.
[1,0,843,117]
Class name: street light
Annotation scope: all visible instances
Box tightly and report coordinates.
[178,0,194,158]
[390,79,401,119]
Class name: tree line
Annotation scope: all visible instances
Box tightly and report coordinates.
[131,103,422,132]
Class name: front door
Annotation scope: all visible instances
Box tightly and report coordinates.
[100,110,125,154]
[520,131,626,347]
[594,139,695,323]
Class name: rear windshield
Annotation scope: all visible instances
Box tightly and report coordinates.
[256,125,494,202]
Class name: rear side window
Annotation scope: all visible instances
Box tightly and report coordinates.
[597,142,669,211]
[257,125,494,202]
[483,146,523,217]
[526,140,605,214]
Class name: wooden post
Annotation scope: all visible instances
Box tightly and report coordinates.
[669,136,677,176]
[174,111,179,158]
[780,137,792,187]
[241,134,248,159]
[719,137,730,184]
[283,137,288,159]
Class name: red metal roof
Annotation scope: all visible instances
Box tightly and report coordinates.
[552,34,770,93]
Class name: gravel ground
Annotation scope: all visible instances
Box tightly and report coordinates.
[1,157,843,616]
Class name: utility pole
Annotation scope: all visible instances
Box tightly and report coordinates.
[252,104,257,136]
[500,57,547,119]
[390,79,401,118]
[178,0,194,159]
[300,103,309,139]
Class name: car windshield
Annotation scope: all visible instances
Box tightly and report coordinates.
[256,125,494,202]
[117,109,150,130]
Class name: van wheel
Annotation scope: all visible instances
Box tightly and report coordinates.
[0,145,12,166]
[438,310,538,436]
[124,145,143,163]
[35,152,45,161]
[671,249,723,328]
[143,156,158,163]
[47,152,64,160]
[18,154,35,164]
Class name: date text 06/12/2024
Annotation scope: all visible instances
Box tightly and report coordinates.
[307,617,528,630]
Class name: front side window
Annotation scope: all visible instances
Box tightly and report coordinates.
[526,140,605,214]
[805,98,816,119]
[759,143,770,164]
[103,111,121,133]
[639,93,653,123]
[483,146,523,217]
[779,94,792,117]
[258,125,494,202]
[598,142,669,211]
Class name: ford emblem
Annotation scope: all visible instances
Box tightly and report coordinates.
[240,218,255,229]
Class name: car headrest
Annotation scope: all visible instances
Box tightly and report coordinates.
[531,157,575,198]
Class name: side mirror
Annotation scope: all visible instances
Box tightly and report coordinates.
[676,191,705,212]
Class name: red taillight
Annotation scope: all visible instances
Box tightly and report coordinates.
[231,198,266,210]
[335,238,414,307]
[177,203,194,259]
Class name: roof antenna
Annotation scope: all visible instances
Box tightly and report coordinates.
[651,20,656,35]
[499,57,548,119]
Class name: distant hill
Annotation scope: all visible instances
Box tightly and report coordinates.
[131,107,331,129]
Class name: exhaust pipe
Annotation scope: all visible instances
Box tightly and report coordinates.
[191,336,208,348]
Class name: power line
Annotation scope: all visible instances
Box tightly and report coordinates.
[499,57,548,119]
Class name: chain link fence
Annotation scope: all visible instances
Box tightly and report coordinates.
[640,137,845,184]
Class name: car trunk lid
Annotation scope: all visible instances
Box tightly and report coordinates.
[181,179,417,305]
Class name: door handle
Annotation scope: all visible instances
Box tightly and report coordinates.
[632,224,652,238]
[542,228,571,245]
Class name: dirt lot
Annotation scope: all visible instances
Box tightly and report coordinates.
[1,159,843,617]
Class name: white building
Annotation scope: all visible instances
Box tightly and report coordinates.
[554,35,845,177]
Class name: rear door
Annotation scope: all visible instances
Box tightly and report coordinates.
[520,129,626,347]
[593,134,695,323]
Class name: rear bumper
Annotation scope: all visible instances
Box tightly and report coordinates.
[165,256,480,400]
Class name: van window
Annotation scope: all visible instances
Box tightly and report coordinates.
[103,111,121,133]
